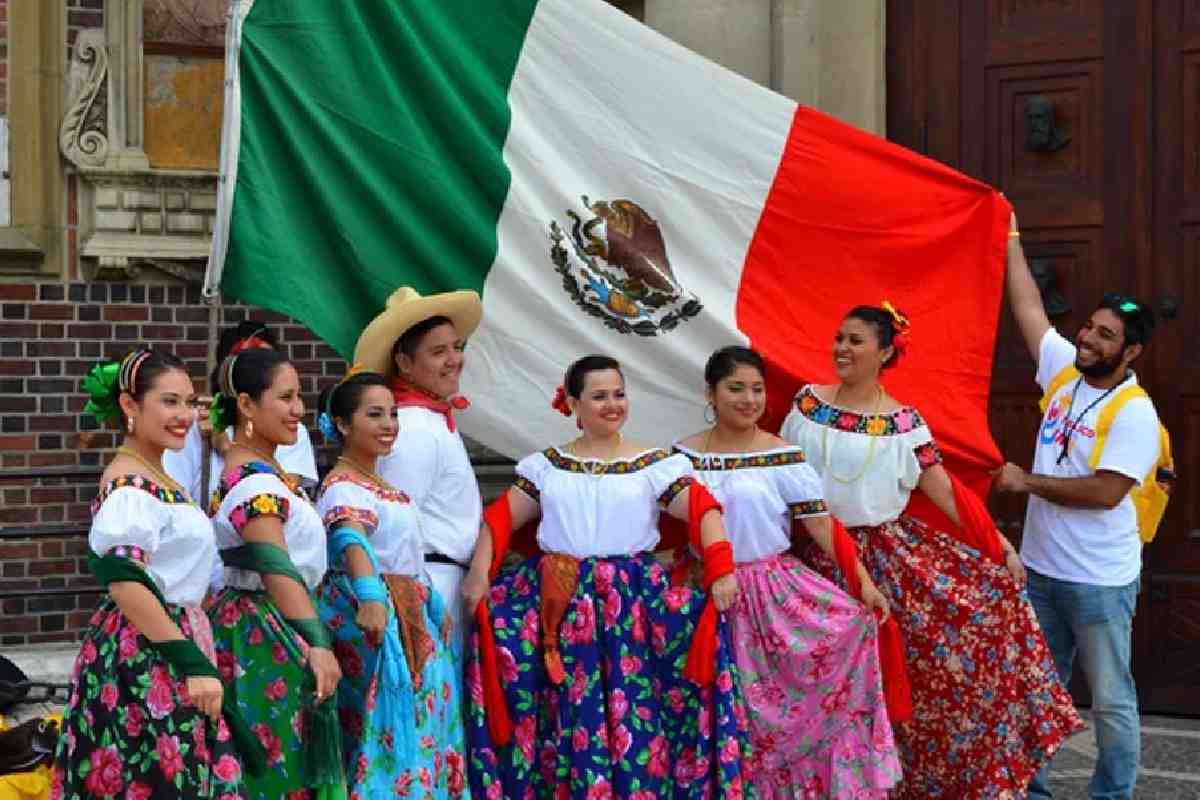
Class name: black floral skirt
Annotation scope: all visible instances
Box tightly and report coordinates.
[51,598,246,800]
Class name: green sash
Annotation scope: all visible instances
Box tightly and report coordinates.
[219,542,345,793]
[87,553,268,777]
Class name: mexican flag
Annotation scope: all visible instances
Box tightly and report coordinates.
[207,0,1010,492]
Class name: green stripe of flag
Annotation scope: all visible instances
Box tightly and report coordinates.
[221,0,539,356]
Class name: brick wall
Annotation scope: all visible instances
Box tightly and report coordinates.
[0,280,346,646]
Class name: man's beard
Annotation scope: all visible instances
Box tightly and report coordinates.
[1075,348,1124,378]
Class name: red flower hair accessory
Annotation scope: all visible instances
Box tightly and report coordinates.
[229,335,271,355]
[551,385,572,417]
[881,299,911,355]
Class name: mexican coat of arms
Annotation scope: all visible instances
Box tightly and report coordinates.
[549,196,702,336]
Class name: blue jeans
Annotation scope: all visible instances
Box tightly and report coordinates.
[1025,568,1140,800]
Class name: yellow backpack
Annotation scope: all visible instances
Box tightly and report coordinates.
[1039,366,1174,542]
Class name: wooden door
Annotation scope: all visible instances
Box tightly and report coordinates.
[888,0,1200,714]
[1145,0,1200,714]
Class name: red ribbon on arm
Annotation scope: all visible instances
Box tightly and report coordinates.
[948,472,1005,564]
[475,494,514,746]
[828,516,913,724]
[681,483,730,686]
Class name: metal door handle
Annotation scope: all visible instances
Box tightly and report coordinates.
[1159,296,1180,321]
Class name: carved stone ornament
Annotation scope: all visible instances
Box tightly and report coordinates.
[86,255,141,282]
[60,29,110,168]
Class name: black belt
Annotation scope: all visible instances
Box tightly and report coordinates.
[424,552,469,570]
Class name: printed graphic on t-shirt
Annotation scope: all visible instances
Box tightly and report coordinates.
[1039,393,1095,456]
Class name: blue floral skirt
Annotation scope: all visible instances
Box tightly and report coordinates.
[465,552,750,800]
[316,571,469,799]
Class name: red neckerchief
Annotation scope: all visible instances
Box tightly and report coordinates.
[391,378,469,432]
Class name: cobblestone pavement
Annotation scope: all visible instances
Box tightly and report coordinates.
[1046,712,1200,799]
[3,647,1198,796]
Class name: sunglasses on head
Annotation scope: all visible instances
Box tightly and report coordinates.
[1102,293,1141,314]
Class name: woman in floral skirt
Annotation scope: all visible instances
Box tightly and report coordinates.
[781,304,1083,798]
[460,354,748,799]
[54,349,246,799]
[313,369,469,798]
[676,345,900,799]
[207,348,344,800]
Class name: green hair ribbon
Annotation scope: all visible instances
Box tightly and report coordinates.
[209,391,233,432]
[80,362,122,424]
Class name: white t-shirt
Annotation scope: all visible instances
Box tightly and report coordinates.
[377,406,481,566]
[163,422,318,508]
[1020,329,1161,586]
[514,448,692,559]
[674,444,827,563]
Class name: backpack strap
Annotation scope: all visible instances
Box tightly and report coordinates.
[1087,384,1149,472]
[1039,365,1081,413]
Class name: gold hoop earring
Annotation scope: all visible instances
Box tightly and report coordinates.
[245,419,254,439]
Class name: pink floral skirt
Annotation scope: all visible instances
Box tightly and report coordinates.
[798,517,1084,798]
[730,553,901,799]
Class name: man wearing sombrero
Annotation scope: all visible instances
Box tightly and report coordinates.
[355,286,483,650]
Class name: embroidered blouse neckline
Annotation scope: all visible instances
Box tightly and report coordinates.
[796,386,926,437]
[218,460,302,501]
[321,472,410,504]
[673,445,807,470]
[92,474,191,515]
[543,446,670,474]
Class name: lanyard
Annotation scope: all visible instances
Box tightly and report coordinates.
[1056,378,1121,465]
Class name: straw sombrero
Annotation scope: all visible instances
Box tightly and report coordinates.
[353,287,482,377]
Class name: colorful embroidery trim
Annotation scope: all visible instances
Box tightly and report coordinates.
[789,500,829,518]
[321,473,410,504]
[229,493,290,535]
[217,460,305,503]
[657,475,693,506]
[542,447,671,474]
[322,505,380,534]
[795,386,927,437]
[513,476,540,501]
[91,474,189,515]
[103,544,149,566]
[676,448,808,470]
[914,441,943,470]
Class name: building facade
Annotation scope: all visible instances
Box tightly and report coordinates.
[0,1,885,644]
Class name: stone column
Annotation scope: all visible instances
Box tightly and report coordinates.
[644,0,772,87]
[103,0,151,170]
[643,0,885,135]
[771,0,885,134]
[4,0,66,272]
